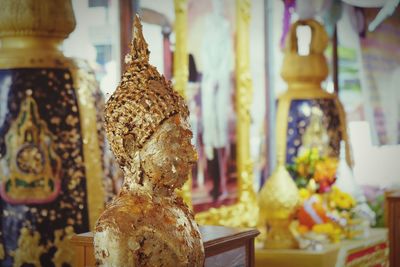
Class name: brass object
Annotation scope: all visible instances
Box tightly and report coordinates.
[195,0,258,228]
[94,16,204,266]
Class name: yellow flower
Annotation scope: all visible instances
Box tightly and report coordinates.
[312,222,342,243]
[299,188,311,200]
[328,186,356,210]
[314,158,338,183]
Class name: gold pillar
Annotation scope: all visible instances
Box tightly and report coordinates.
[173,0,192,206]
[173,0,189,97]
[195,0,258,227]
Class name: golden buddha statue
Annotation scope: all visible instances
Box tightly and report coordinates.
[94,16,204,267]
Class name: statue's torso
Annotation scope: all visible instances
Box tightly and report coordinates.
[94,192,203,267]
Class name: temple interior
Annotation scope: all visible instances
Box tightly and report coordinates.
[0,0,399,266]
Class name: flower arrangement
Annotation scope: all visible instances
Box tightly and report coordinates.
[289,149,360,249]
[287,148,338,193]
[295,186,357,247]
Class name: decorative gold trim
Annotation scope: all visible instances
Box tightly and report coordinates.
[71,61,106,230]
[195,0,258,227]
[173,0,193,207]
[173,0,188,98]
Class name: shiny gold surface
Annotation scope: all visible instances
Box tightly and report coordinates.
[0,0,75,38]
[173,0,193,207]
[173,0,188,98]
[71,61,106,230]
[94,16,204,266]
[195,0,258,228]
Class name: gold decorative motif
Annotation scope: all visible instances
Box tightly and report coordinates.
[52,226,75,267]
[173,0,193,207]
[0,94,62,204]
[71,60,106,230]
[173,0,188,98]
[195,0,258,227]
[258,164,300,249]
[0,0,75,39]
[94,16,204,267]
[11,227,45,267]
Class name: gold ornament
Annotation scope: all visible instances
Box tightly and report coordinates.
[195,0,258,228]
[11,228,45,267]
[52,226,75,267]
[0,94,62,204]
[94,16,204,267]
[258,164,300,249]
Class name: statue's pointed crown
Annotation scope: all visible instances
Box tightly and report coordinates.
[104,15,188,167]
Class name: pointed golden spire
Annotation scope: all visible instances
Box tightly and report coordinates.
[126,15,150,65]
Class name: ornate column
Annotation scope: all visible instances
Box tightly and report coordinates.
[235,0,256,204]
[173,0,192,206]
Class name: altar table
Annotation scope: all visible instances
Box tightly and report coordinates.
[71,225,259,267]
[255,228,388,267]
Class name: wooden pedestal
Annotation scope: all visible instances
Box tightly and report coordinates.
[255,228,389,267]
[387,191,400,267]
[70,225,259,267]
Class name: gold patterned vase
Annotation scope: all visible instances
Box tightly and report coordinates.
[0,0,116,265]
[277,19,351,177]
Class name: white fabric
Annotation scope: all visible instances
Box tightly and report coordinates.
[334,141,376,225]
[200,0,233,160]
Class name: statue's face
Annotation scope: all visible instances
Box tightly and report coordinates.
[140,114,197,189]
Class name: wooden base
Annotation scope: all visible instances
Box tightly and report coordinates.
[70,225,259,267]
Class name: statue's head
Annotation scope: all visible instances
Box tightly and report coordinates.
[104,15,196,191]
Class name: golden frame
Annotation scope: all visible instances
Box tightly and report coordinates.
[173,0,258,227]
